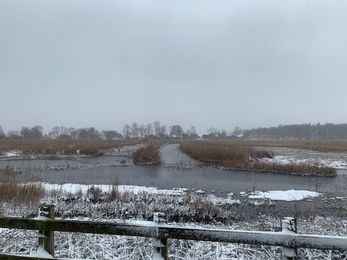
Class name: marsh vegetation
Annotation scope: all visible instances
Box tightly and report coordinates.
[179,140,337,176]
[0,139,340,175]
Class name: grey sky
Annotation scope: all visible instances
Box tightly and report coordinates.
[1,0,346,134]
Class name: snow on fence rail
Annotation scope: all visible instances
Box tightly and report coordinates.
[1,205,347,260]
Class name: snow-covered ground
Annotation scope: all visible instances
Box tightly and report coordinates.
[248,189,320,201]
[1,145,347,259]
[1,190,346,260]
[43,183,321,202]
[1,182,346,259]
[258,146,347,170]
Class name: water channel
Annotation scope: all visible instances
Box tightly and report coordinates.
[1,144,346,197]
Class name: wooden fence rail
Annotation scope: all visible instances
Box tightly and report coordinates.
[1,207,347,259]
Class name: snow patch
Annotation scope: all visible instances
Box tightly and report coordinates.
[249,189,321,201]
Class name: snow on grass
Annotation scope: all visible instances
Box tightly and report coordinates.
[248,189,321,201]
[104,144,146,156]
[44,183,186,196]
[2,215,346,260]
[0,183,345,260]
[43,183,321,202]
[0,150,23,158]
[261,155,347,170]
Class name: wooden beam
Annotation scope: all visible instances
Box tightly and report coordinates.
[1,217,347,252]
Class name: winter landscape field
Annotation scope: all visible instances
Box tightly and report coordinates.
[2,0,347,258]
[1,140,347,259]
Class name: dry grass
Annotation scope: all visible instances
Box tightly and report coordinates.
[0,139,168,165]
[0,139,145,157]
[133,141,167,165]
[180,140,273,168]
[0,168,45,205]
[251,161,336,176]
[179,140,336,176]
[226,140,347,153]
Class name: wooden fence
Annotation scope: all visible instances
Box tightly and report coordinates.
[1,205,347,260]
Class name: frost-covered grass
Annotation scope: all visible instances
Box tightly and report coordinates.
[1,215,347,259]
[1,183,347,259]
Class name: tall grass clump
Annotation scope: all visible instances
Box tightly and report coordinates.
[132,141,167,165]
[179,140,273,169]
[133,145,161,165]
[0,168,45,209]
[107,176,121,202]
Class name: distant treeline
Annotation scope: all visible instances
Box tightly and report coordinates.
[1,122,346,141]
[0,122,199,141]
[242,123,347,140]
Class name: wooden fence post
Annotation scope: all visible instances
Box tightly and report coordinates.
[153,211,168,260]
[38,205,55,257]
[281,217,297,260]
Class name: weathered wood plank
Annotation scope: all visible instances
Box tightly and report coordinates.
[1,217,347,252]
[159,226,347,252]
[0,253,81,260]
[0,217,157,237]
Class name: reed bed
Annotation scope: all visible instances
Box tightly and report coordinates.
[251,161,336,176]
[0,139,145,157]
[179,140,273,168]
[133,141,167,165]
[179,140,336,176]
[0,168,45,207]
[224,140,347,152]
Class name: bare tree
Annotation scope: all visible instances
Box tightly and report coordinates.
[0,125,5,139]
[190,125,197,135]
[132,122,139,138]
[21,126,43,139]
[159,125,167,138]
[122,124,131,139]
[153,121,161,138]
[48,126,61,139]
[102,130,123,140]
[86,127,100,139]
[7,130,21,140]
[170,125,183,138]
[145,123,153,138]
[185,125,199,139]
[138,124,145,139]
[232,127,242,136]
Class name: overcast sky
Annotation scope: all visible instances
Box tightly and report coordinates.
[1,0,346,134]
